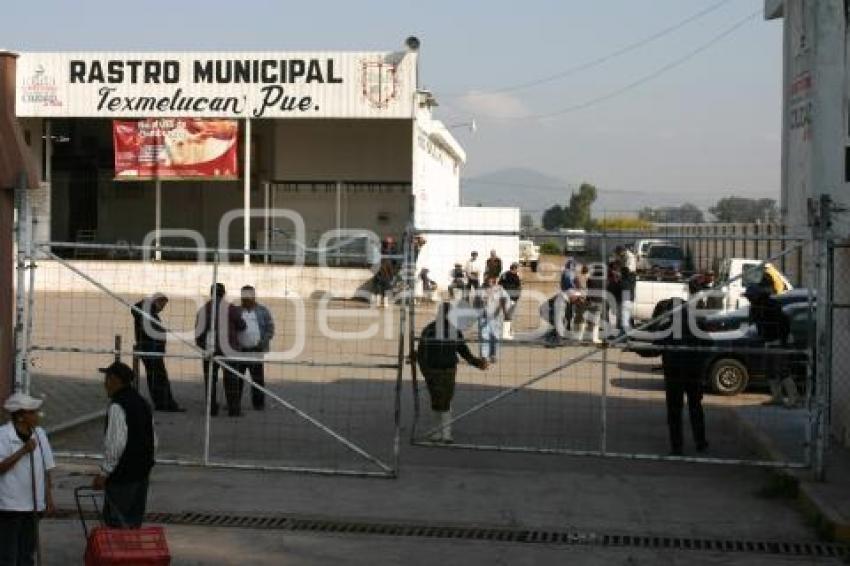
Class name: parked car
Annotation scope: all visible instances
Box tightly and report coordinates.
[716,258,794,311]
[631,258,795,322]
[518,239,540,272]
[560,229,587,254]
[659,301,814,396]
[629,289,814,361]
[634,238,669,267]
[641,243,685,274]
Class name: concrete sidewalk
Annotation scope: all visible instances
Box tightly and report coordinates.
[43,443,839,565]
[736,405,850,542]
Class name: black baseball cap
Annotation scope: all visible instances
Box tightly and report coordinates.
[99,361,135,384]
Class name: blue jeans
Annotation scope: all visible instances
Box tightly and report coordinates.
[479,318,501,360]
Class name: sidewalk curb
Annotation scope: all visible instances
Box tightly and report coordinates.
[734,408,850,543]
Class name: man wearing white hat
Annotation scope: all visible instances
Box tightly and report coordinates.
[0,392,56,565]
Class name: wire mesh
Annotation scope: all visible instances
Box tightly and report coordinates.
[409,230,817,467]
[22,240,405,477]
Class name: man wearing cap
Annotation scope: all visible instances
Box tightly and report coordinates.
[195,283,247,417]
[0,393,55,565]
[132,293,183,412]
[93,362,156,528]
[236,285,275,411]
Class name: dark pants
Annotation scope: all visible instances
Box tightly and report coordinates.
[103,478,149,528]
[0,512,36,566]
[421,367,457,412]
[237,349,266,409]
[139,355,177,410]
[664,375,707,452]
[203,358,243,416]
[465,278,480,300]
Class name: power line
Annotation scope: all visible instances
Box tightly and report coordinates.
[441,0,736,98]
[472,8,762,122]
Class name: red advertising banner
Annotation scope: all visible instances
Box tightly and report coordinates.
[113,119,238,180]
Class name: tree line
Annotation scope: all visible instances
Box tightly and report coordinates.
[538,188,779,231]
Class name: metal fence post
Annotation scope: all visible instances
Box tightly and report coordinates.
[813,197,832,480]
[203,253,219,466]
[600,235,608,456]
[22,195,36,395]
[13,179,29,394]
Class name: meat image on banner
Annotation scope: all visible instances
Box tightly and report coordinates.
[113,119,238,180]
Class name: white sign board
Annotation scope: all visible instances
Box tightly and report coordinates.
[16,51,415,119]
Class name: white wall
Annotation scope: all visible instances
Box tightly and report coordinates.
[415,207,521,289]
[32,259,373,299]
[773,0,850,446]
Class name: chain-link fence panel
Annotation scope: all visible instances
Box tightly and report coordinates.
[409,230,818,468]
[19,238,406,477]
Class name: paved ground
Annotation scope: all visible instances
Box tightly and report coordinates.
[40,451,841,565]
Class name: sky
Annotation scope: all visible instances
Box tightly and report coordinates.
[2,0,783,201]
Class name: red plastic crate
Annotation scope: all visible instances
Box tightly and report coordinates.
[84,526,171,566]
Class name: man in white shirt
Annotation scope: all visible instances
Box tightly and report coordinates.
[0,393,55,566]
[92,362,156,528]
[464,251,483,299]
[237,286,275,411]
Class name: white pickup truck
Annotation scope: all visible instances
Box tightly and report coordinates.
[519,240,540,272]
[632,258,793,321]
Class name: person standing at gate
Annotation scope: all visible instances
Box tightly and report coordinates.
[475,274,510,363]
[485,249,502,280]
[237,285,275,411]
[417,303,489,443]
[498,263,522,340]
[0,393,56,566]
[656,299,708,456]
[132,293,184,412]
[560,258,577,332]
[745,285,799,407]
[616,246,637,336]
[92,362,155,528]
[195,283,247,417]
[464,251,483,299]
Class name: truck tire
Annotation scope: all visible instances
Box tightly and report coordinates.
[530,260,539,273]
[708,358,749,396]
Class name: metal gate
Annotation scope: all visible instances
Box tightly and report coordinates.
[408,230,825,471]
[13,199,408,478]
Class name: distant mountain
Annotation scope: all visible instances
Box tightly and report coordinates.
[460,167,767,222]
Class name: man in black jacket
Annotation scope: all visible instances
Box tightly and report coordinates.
[417,303,488,442]
[93,362,156,528]
[658,299,708,456]
[498,262,522,340]
[132,293,183,412]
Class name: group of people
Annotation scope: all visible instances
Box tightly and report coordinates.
[446,250,523,363]
[1,361,156,564]
[542,246,637,346]
[133,283,275,417]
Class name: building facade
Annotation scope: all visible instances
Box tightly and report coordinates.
[766,0,850,447]
[13,45,519,291]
